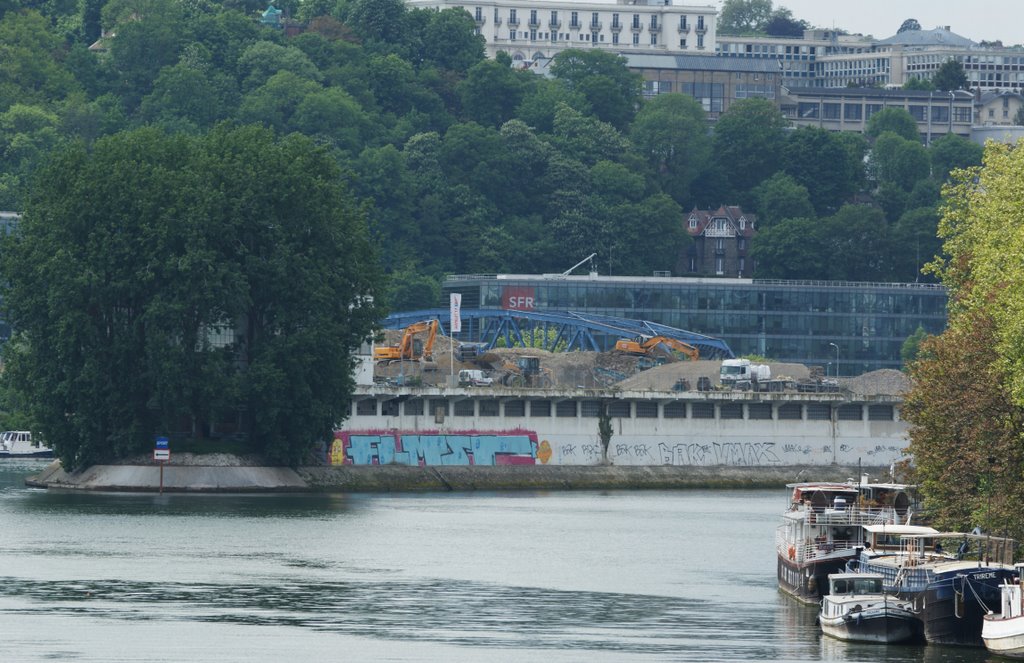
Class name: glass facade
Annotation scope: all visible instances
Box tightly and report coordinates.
[442,275,947,375]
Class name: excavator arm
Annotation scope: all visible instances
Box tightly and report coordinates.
[614,335,699,361]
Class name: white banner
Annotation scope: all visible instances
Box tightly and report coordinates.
[449,293,462,333]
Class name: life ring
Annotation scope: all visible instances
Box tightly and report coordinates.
[788,545,796,560]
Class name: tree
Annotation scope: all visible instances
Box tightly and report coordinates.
[865,107,919,142]
[718,0,773,35]
[712,98,789,197]
[890,206,941,281]
[0,125,383,469]
[750,172,815,228]
[783,127,858,215]
[932,58,968,92]
[903,77,935,91]
[458,58,532,128]
[900,326,929,364]
[929,133,983,180]
[903,309,1024,539]
[819,205,892,281]
[870,131,930,191]
[550,49,641,129]
[764,8,807,37]
[750,217,828,279]
[897,18,921,34]
[630,93,710,204]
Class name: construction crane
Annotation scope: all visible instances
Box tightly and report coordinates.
[373,319,439,363]
[614,335,700,362]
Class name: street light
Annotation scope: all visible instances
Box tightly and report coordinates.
[829,342,839,377]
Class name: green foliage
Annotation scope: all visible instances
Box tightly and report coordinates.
[631,93,710,204]
[550,49,641,129]
[932,58,968,91]
[900,326,929,364]
[0,125,383,468]
[749,172,814,228]
[712,98,789,197]
[783,127,858,215]
[718,0,773,35]
[870,131,930,191]
[929,133,983,180]
[865,107,919,141]
[902,77,935,91]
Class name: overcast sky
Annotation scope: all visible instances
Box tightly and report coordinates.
[768,0,1024,45]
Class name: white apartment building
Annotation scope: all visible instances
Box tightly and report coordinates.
[407,0,718,64]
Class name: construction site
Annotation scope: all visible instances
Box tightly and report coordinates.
[370,323,910,397]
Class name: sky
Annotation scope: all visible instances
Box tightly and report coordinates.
[764,0,1024,46]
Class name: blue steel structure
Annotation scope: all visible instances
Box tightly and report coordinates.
[381,309,735,359]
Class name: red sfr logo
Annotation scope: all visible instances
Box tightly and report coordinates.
[502,287,536,310]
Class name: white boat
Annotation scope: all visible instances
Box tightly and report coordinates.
[0,430,53,458]
[983,565,1024,658]
[777,475,915,604]
[818,573,923,644]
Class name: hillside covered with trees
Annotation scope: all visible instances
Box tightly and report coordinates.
[0,0,984,312]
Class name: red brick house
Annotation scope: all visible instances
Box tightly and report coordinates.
[682,206,757,277]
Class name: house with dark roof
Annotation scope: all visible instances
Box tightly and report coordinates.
[682,206,756,277]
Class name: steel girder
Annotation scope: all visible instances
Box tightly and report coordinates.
[380,308,734,359]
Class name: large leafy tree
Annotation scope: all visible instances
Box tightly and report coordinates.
[782,126,858,215]
[712,98,789,198]
[0,125,383,468]
[865,107,919,142]
[903,141,1024,540]
[718,0,773,35]
[631,93,710,205]
[550,49,642,129]
[932,58,968,91]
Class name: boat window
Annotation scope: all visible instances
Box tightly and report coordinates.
[832,579,849,594]
[853,578,882,593]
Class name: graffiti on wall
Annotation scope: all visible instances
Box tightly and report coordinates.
[658,441,781,466]
[331,429,538,466]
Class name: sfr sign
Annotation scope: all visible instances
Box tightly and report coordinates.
[502,287,536,310]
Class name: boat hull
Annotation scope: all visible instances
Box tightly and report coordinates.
[984,614,1024,658]
[778,554,848,604]
[820,608,923,644]
[904,569,1014,646]
[0,450,54,459]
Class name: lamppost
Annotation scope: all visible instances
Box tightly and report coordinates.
[829,342,839,377]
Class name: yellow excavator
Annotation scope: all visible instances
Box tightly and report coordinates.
[614,335,700,361]
[373,320,439,363]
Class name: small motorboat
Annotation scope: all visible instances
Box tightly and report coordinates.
[0,430,54,458]
[818,572,923,644]
[983,565,1024,658]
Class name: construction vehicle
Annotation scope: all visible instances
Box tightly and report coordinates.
[720,358,770,387]
[498,356,553,388]
[614,336,700,362]
[373,320,439,363]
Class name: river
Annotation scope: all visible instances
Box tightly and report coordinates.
[0,460,994,662]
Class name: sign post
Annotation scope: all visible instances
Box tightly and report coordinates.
[449,293,462,386]
[154,436,170,494]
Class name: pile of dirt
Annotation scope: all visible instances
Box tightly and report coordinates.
[840,369,911,396]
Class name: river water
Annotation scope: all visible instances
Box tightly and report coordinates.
[0,460,993,662]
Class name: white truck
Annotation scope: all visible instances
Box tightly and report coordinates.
[719,359,770,387]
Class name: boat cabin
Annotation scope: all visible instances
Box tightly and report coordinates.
[829,573,885,596]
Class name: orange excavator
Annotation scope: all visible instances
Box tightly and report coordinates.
[614,335,700,361]
[373,320,439,363]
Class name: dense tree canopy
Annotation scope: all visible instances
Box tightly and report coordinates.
[0,126,383,468]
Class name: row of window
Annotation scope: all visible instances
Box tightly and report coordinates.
[796,102,972,124]
[353,398,896,422]
[484,7,706,31]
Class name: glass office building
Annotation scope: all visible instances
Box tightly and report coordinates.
[442,274,947,375]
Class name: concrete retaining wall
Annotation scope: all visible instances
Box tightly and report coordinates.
[27,461,890,493]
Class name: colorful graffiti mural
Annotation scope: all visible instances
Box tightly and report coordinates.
[331,430,538,466]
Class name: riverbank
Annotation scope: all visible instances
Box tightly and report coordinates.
[24,459,889,493]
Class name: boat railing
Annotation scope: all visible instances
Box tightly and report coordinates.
[777,530,865,564]
[805,506,901,527]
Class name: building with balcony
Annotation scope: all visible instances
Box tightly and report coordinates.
[407,0,718,64]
